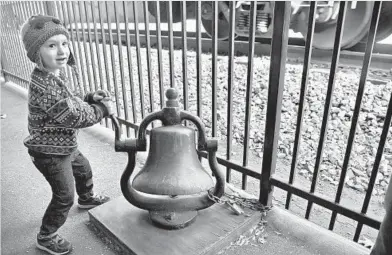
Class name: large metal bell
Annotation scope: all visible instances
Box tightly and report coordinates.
[111,88,225,229]
[132,125,214,196]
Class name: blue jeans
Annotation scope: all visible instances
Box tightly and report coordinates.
[29,150,94,236]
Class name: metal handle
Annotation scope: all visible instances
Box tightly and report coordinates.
[110,114,225,211]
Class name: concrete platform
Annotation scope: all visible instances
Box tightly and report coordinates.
[89,196,262,255]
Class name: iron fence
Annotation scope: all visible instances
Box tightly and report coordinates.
[1,0,391,245]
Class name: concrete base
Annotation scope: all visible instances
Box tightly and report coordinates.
[89,196,261,255]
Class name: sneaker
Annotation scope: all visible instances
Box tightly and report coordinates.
[78,193,110,209]
[36,233,72,255]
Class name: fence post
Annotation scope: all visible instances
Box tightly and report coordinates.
[44,2,57,16]
[1,44,6,81]
[259,2,291,206]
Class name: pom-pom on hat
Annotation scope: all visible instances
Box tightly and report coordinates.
[20,14,75,66]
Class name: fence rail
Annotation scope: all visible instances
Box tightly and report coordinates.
[1,0,392,245]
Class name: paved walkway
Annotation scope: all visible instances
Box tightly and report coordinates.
[1,79,370,255]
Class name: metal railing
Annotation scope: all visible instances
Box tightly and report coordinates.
[1,0,391,245]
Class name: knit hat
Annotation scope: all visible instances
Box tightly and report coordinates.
[20,14,75,66]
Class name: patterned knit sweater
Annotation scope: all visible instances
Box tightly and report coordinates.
[24,67,108,155]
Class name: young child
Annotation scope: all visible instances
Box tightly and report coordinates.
[20,14,113,255]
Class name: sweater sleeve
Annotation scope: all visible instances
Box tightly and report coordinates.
[35,81,107,129]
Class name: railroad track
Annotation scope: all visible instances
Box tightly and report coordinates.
[74,28,392,71]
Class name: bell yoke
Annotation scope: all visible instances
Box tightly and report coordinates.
[110,88,225,229]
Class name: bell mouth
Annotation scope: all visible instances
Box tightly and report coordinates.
[149,210,198,230]
[132,125,215,195]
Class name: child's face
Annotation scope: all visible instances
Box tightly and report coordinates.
[39,34,70,73]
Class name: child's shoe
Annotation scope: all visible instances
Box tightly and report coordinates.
[78,193,110,209]
[36,233,72,255]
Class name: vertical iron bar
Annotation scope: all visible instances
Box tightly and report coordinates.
[90,1,108,128]
[17,1,30,81]
[123,1,137,131]
[181,1,188,112]
[259,2,291,206]
[31,1,38,15]
[36,1,42,14]
[3,3,11,81]
[3,4,17,80]
[27,1,36,15]
[11,2,24,82]
[38,1,45,14]
[196,1,202,119]
[242,1,257,190]
[155,2,164,107]
[35,1,42,14]
[59,2,75,91]
[98,2,112,95]
[114,1,129,133]
[285,2,317,209]
[9,3,25,80]
[43,0,50,15]
[27,1,35,16]
[65,1,83,96]
[91,1,104,89]
[0,4,8,78]
[105,1,121,116]
[16,2,24,24]
[17,1,24,20]
[226,1,236,183]
[167,1,175,88]
[12,3,28,81]
[84,1,98,90]
[143,1,155,119]
[27,0,35,14]
[21,1,32,80]
[2,19,8,82]
[44,1,56,16]
[354,91,392,241]
[305,1,347,220]
[39,1,45,13]
[71,1,88,95]
[8,3,19,80]
[55,1,63,20]
[98,1,112,128]
[78,1,93,92]
[329,1,381,233]
[211,1,218,137]
[23,1,30,19]
[196,1,203,161]
[133,1,146,119]
[60,3,74,90]
[14,2,22,25]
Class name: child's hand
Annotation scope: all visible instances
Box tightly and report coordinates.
[93,89,110,102]
[101,98,115,116]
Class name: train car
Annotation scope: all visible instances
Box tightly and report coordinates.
[147,1,392,50]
